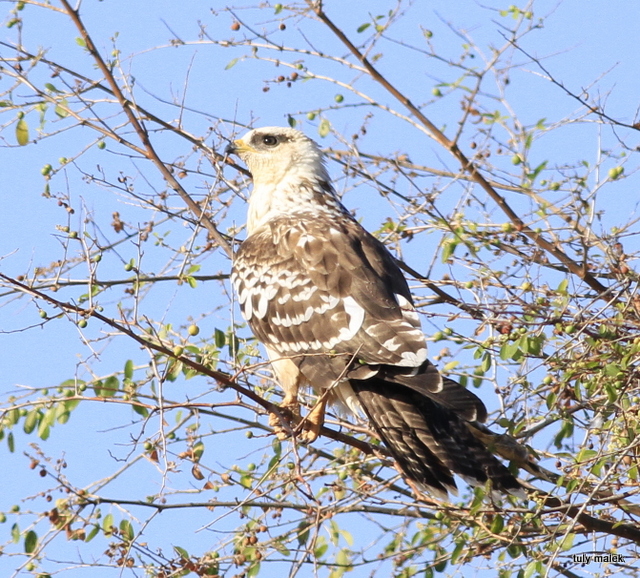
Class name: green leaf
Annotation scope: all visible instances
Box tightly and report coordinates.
[75,37,86,48]
[16,118,29,146]
[604,363,622,377]
[214,328,226,348]
[272,540,290,556]
[556,278,569,295]
[523,560,540,578]
[604,382,618,404]
[85,524,100,542]
[11,523,20,543]
[40,407,57,430]
[490,514,504,534]
[528,160,548,180]
[93,380,104,397]
[225,58,239,70]
[357,22,371,33]
[450,539,466,565]
[314,536,328,559]
[573,380,582,401]
[525,335,544,356]
[124,359,134,380]
[54,99,69,118]
[340,529,353,547]
[38,416,52,440]
[44,83,62,93]
[442,360,459,372]
[102,513,114,535]
[546,392,556,410]
[440,238,458,262]
[131,401,149,418]
[518,335,530,354]
[318,118,331,138]
[103,376,120,397]
[481,352,492,372]
[64,397,81,412]
[119,519,134,542]
[297,521,311,546]
[560,532,575,551]
[499,341,520,361]
[433,554,447,572]
[247,562,261,577]
[331,549,351,577]
[168,360,184,381]
[553,419,574,448]
[24,529,38,553]
[23,409,40,434]
[174,545,190,560]
[192,441,205,462]
[329,520,340,546]
[6,408,19,426]
[56,407,71,425]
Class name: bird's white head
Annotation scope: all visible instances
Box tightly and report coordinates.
[228,126,329,186]
[227,126,340,232]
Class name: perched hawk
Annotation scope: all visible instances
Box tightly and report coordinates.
[227,126,521,498]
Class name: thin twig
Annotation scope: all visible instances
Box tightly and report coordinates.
[58,0,233,258]
[310,1,614,301]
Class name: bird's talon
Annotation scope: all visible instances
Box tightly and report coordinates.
[294,422,320,444]
[268,400,324,443]
[268,407,296,440]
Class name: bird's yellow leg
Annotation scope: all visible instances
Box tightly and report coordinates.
[268,391,300,440]
[297,396,327,443]
[268,392,326,443]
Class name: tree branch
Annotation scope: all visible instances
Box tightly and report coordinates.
[0,272,376,457]
[310,1,614,301]
[58,0,234,258]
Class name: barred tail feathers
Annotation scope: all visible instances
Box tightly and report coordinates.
[349,377,521,498]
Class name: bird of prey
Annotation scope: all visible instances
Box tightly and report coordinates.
[227,126,521,499]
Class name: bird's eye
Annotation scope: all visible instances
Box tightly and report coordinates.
[262,135,278,147]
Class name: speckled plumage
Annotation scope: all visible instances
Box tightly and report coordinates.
[228,127,520,498]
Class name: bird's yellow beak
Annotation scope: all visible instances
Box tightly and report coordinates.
[225,139,255,156]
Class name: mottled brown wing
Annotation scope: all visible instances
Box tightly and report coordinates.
[231,210,429,389]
